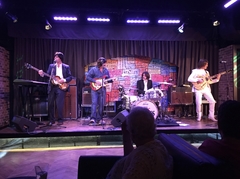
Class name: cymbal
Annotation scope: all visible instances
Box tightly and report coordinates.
[127,87,138,90]
[159,82,173,85]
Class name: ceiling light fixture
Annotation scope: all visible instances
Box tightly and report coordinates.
[213,20,220,26]
[178,23,184,33]
[126,19,150,24]
[87,17,110,22]
[5,12,18,23]
[158,19,180,24]
[53,16,78,21]
[224,0,238,8]
[45,20,52,30]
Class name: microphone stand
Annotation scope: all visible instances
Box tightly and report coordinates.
[101,76,105,129]
[222,62,230,100]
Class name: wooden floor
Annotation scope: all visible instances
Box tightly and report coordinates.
[0,146,124,179]
[0,115,218,179]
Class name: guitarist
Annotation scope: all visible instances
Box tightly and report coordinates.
[86,57,113,126]
[38,52,72,126]
[188,59,221,122]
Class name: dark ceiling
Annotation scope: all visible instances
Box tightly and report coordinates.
[0,0,240,42]
[1,0,239,25]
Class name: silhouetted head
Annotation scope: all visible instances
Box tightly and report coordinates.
[127,107,156,146]
[217,100,240,139]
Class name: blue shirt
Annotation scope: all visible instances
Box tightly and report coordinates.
[86,66,111,83]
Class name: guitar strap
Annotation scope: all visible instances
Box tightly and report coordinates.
[50,65,55,83]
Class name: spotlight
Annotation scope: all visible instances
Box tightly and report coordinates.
[5,12,18,23]
[178,23,184,33]
[45,20,52,30]
[213,20,220,26]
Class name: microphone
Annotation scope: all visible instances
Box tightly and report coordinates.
[220,61,227,63]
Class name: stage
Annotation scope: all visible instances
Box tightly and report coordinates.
[0,116,219,139]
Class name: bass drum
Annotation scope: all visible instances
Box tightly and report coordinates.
[132,100,159,119]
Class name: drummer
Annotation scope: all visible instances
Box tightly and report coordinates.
[137,71,153,97]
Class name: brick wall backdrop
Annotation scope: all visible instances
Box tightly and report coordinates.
[0,46,10,128]
[218,45,236,106]
[84,56,178,102]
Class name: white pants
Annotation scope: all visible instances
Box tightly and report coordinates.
[194,86,216,117]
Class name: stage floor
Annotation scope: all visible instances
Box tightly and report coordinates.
[0,116,219,138]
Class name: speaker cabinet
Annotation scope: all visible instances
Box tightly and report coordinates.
[12,116,37,132]
[111,110,129,127]
[62,86,78,119]
[82,87,92,105]
[170,92,193,105]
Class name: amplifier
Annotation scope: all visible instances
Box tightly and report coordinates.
[169,92,193,105]
[170,86,192,92]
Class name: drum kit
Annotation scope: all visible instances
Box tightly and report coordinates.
[119,82,174,120]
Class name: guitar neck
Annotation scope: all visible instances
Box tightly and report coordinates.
[104,77,115,82]
[210,71,227,79]
[30,66,50,78]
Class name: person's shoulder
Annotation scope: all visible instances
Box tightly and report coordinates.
[62,63,69,67]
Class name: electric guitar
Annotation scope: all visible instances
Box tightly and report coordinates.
[192,69,232,90]
[25,63,69,91]
[90,77,116,91]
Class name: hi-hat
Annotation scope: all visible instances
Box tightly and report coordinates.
[159,82,173,85]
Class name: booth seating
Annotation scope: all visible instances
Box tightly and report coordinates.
[158,133,233,179]
[78,134,233,179]
[78,156,121,179]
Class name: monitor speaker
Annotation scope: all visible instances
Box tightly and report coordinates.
[111,110,129,127]
[12,116,37,132]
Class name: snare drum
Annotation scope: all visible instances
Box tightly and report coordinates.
[132,100,159,119]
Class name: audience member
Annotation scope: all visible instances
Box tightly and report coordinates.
[106,107,173,179]
[198,100,240,179]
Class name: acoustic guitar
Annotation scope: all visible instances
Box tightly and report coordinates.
[25,63,69,91]
[192,69,232,90]
[90,77,116,91]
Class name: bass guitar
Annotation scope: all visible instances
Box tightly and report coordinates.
[90,77,116,91]
[25,63,69,91]
[192,69,232,90]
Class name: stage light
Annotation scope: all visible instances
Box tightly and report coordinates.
[45,20,52,30]
[126,19,150,24]
[213,20,220,26]
[53,16,78,21]
[158,19,180,24]
[224,0,238,8]
[178,23,184,33]
[5,12,18,23]
[87,17,110,22]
